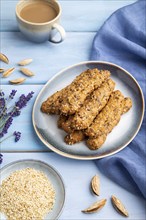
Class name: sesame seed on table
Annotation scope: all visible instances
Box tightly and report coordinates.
[0,0,145,219]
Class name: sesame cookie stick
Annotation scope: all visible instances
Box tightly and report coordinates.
[41,87,67,114]
[87,97,132,150]
[57,114,69,128]
[64,131,85,145]
[71,79,115,130]
[85,90,124,138]
[60,69,110,115]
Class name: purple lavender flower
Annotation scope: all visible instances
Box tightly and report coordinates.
[13,131,21,142]
[9,90,17,99]
[0,117,13,138]
[26,91,34,102]
[0,98,6,118]
[0,98,5,109]
[15,91,34,111]
[15,94,27,109]
[0,154,3,164]
[0,91,4,97]
[0,90,34,146]
[11,107,21,117]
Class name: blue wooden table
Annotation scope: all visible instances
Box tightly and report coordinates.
[0,1,145,219]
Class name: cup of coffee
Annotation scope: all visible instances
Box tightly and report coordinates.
[16,0,66,43]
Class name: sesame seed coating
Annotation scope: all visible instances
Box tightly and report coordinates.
[87,134,107,150]
[86,97,132,150]
[60,69,110,115]
[57,114,68,128]
[40,68,132,150]
[64,131,85,145]
[41,87,67,114]
[85,90,125,138]
[70,79,115,130]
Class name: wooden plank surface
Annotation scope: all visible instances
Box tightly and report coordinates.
[1,1,145,219]
[1,0,136,32]
[1,152,146,220]
[1,32,94,85]
[0,0,137,152]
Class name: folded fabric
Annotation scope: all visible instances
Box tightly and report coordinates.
[90,0,146,198]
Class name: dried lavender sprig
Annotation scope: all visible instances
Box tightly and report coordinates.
[0,97,5,110]
[6,92,34,118]
[9,90,17,99]
[13,131,21,142]
[0,108,15,128]
[0,154,3,164]
[0,90,5,97]
[0,131,21,143]
[26,91,34,102]
[15,92,34,110]
[0,90,34,140]
[1,106,20,122]
[1,91,34,128]
[0,94,6,116]
[0,90,17,118]
[11,106,21,117]
[0,108,7,119]
[0,117,13,138]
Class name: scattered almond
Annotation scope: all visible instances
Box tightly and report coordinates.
[111,195,129,217]
[82,199,107,214]
[2,67,15,78]
[0,68,5,73]
[20,68,35,77]
[9,78,26,85]
[91,175,100,196]
[0,53,9,64]
[18,59,33,66]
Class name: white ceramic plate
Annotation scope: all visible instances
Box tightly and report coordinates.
[32,61,145,160]
[0,160,65,220]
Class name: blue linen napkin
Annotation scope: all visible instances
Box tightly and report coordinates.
[91,0,146,198]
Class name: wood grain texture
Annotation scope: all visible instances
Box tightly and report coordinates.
[0,2,146,218]
[1,0,136,32]
[1,152,146,220]
[0,0,136,152]
[0,32,94,85]
[0,0,145,220]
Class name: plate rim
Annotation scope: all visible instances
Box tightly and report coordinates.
[0,159,66,220]
[32,60,145,160]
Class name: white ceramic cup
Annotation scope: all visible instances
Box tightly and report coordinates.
[16,0,66,43]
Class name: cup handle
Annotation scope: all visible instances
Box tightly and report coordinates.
[49,23,66,43]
